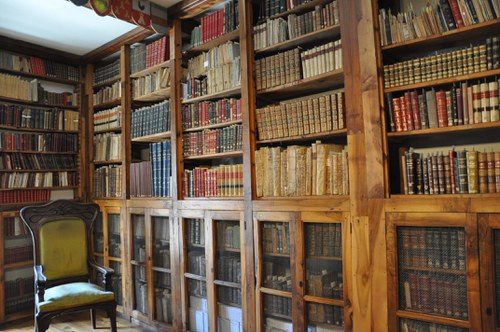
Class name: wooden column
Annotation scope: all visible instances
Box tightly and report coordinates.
[120,45,131,199]
[339,0,387,330]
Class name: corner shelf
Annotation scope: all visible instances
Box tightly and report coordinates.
[183,151,243,160]
[133,88,171,102]
[131,131,171,143]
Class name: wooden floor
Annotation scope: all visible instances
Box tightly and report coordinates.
[1,312,145,331]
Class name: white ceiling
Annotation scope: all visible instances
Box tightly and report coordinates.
[0,0,139,56]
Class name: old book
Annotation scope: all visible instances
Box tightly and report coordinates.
[426,89,439,128]
[418,92,429,129]
[422,154,429,194]
[404,92,414,131]
[431,154,440,194]
[490,80,499,121]
[410,91,421,130]
[443,154,452,194]
[437,153,446,194]
[427,155,435,195]
[467,150,478,194]
[480,82,491,123]
[478,151,488,193]
[445,90,454,127]
[487,151,496,193]
[401,153,409,195]
[457,149,469,193]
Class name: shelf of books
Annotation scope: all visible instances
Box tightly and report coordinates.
[252,0,349,200]
[0,212,34,321]
[130,210,148,320]
[0,48,81,206]
[376,0,500,197]
[386,212,481,331]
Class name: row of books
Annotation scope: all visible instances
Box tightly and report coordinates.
[4,245,32,264]
[383,37,499,89]
[0,104,79,131]
[155,271,172,289]
[256,90,345,141]
[93,81,121,106]
[131,100,171,138]
[131,36,170,74]
[257,0,324,20]
[154,288,172,324]
[255,143,349,197]
[218,222,240,249]
[402,148,500,195]
[0,74,76,105]
[182,98,242,130]
[93,133,121,162]
[388,79,500,132]
[0,49,79,81]
[93,105,122,132]
[93,57,120,86]
[111,272,123,305]
[262,222,290,255]
[399,318,467,332]
[188,279,207,297]
[150,141,172,198]
[189,0,239,47]
[187,218,205,246]
[0,188,50,204]
[154,217,170,242]
[399,227,466,271]
[307,271,343,299]
[308,303,344,328]
[0,153,76,170]
[183,164,244,198]
[0,132,78,153]
[218,288,242,307]
[134,281,148,314]
[264,294,292,318]
[302,40,342,79]
[4,277,34,300]
[0,171,77,189]
[401,272,468,319]
[92,165,122,198]
[256,48,300,90]
[131,67,170,99]
[264,273,292,291]
[305,223,342,257]
[4,216,28,237]
[187,41,241,78]
[188,251,207,276]
[253,1,339,50]
[5,293,33,315]
[217,255,241,282]
[379,1,500,46]
[182,124,243,157]
[130,161,153,198]
[153,246,170,268]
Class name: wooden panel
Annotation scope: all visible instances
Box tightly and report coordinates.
[252,197,350,212]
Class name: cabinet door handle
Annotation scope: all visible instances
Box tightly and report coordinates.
[487,307,492,316]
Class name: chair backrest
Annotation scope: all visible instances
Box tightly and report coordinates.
[20,200,100,283]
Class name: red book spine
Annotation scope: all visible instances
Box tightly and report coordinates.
[410,91,421,130]
[398,96,408,131]
[404,92,414,131]
[436,91,448,128]
[447,0,465,28]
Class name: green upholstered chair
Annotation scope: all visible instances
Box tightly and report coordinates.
[20,200,117,332]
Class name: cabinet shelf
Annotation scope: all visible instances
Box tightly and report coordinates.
[0,67,79,85]
[131,131,171,142]
[395,309,470,329]
[4,260,33,269]
[381,19,500,57]
[0,149,77,154]
[255,25,341,56]
[384,68,500,93]
[214,280,241,288]
[217,247,240,253]
[387,121,500,139]
[152,266,171,273]
[185,29,240,54]
[93,160,122,165]
[400,265,466,275]
[93,99,121,110]
[92,76,120,90]
[183,119,242,133]
[183,150,243,160]
[182,86,241,104]
[303,295,344,307]
[130,60,172,78]
[0,125,78,134]
[257,129,347,144]
[306,255,342,261]
[263,252,290,258]
[263,311,292,321]
[256,0,334,24]
[0,186,78,191]
[260,287,292,297]
[391,193,500,199]
[0,96,78,109]
[131,260,146,266]
[184,272,207,281]
[257,69,344,100]
[133,88,171,102]
[93,127,122,134]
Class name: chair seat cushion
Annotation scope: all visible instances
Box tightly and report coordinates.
[38,282,114,313]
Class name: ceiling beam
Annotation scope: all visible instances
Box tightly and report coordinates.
[168,0,225,18]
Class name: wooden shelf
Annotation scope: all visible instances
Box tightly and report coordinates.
[133,88,171,102]
[131,260,146,266]
[188,242,205,248]
[257,69,344,100]
[183,150,243,160]
[183,119,242,132]
[263,252,290,258]
[263,311,292,321]
[185,29,240,54]
[390,193,500,199]
[257,129,347,144]
[0,95,78,109]
[4,260,33,269]
[0,186,78,191]
[384,68,500,93]
[0,125,78,134]
[92,99,121,110]
[256,0,333,24]
[381,19,500,57]
[0,67,79,85]
[400,265,466,275]
[108,256,122,262]
[396,310,470,329]
[131,131,171,142]
[0,149,77,154]
[217,247,240,253]
[93,160,122,165]
[93,127,122,134]
[184,273,207,281]
[130,60,172,78]
[259,287,292,298]
[387,121,500,139]
[0,168,77,172]
[93,76,121,89]
[306,255,342,261]
[255,25,341,56]
[152,266,171,273]
[214,280,241,288]
[183,196,244,200]
[303,295,344,307]
[257,195,349,201]
[182,86,241,104]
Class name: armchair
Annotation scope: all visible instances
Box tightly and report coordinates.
[20,200,117,332]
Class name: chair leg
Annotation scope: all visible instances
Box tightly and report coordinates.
[36,315,49,332]
[91,309,97,329]
[107,305,117,332]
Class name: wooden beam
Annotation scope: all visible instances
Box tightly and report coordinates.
[168,0,226,19]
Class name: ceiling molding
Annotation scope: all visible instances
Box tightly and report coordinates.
[83,27,154,63]
[169,0,225,18]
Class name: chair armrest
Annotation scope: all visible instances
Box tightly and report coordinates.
[34,265,47,302]
[88,259,115,292]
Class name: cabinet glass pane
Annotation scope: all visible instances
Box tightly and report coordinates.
[218,299,243,332]
[261,221,291,291]
[154,271,172,324]
[93,213,104,253]
[306,303,344,331]
[399,318,468,332]
[134,265,148,314]
[5,266,34,315]
[397,226,468,320]
[305,222,343,299]
[216,220,240,282]
[110,261,123,306]
[494,230,500,327]
[188,279,208,332]
[263,294,292,331]
[186,218,205,276]
[108,213,121,258]
[132,214,146,262]
[4,216,33,264]
[153,216,170,268]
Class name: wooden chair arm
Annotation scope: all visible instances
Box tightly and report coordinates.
[34,265,47,302]
[88,259,114,292]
